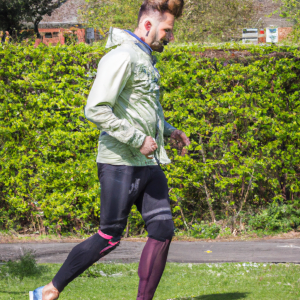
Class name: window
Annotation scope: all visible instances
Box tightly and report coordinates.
[45,33,52,38]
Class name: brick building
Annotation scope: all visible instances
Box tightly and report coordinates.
[39,0,84,29]
[35,0,86,46]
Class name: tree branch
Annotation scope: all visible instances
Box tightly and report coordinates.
[199,134,216,223]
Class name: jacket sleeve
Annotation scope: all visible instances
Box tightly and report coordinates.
[164,120,177,137]
[84,49,147,149]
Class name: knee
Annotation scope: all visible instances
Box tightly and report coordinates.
[147,220,174,242]
[99,228,122,243]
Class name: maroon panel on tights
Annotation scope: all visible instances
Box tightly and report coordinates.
[137,238,171,300]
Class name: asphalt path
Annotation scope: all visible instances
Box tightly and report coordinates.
[1,239,300,264]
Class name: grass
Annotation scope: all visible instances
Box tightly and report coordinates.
[0,261,300,299]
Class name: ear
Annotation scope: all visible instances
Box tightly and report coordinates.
[144,20,152,31]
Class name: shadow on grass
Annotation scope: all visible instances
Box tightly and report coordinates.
[178,292,249,300]
[0,251,49,281]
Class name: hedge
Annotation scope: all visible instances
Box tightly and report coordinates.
[0,42,106,233]
[1,41,300,234]
[160,44,300,228]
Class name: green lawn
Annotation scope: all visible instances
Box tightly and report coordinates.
[0,262,299,300]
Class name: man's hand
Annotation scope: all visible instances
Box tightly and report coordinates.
[170,130,190,150]
[140,136,158,159]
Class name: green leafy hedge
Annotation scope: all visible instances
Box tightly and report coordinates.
[1,41,300,235]
[160,44,300,228]
[0,41,107,233]
[247,201,300,233]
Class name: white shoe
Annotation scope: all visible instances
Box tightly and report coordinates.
[29,286,44,300]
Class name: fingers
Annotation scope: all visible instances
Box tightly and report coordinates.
[179,132,190,146]
[147,137,157,149]
[178,132,190,147]
[177,141,184,150]
[145,143,157,158]
[150,139,158,148]
[140,136,158,157]
[183,136,191,146]
[149,140,158,152]
[171,131,190,146]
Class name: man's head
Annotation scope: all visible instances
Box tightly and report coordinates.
[134,0,184,53]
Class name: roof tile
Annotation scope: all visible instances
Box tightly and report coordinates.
[40,0,85,24]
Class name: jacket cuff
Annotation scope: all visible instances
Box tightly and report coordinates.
[127,131,147,148]
[164,121,177,137]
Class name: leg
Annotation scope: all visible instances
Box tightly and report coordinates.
[135,166,174,300]
[41,164,145,299]
[137,221,174,300]
[40,230,120,300]
[52,230,120,292]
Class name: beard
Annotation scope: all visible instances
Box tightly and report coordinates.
[150,29,170,53]
[150,39,170,53]
[150,40,164,53]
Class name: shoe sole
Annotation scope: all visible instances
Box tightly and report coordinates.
[29,291,33,300]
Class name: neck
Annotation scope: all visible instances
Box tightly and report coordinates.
[134,28,150,46]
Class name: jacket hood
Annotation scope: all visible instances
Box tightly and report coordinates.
[106,27,137,48]
[106,27,152,55]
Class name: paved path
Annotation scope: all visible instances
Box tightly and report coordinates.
[1,239,300,264]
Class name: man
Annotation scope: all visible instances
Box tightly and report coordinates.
[30,0,189,299]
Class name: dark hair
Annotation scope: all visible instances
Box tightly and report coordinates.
[138,0,184,24]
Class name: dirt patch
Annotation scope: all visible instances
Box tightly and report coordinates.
[0,234,85,244]
[191,50,253,60]
[0,232,149,244]
[1,231,300,244]
[188,49,297,61]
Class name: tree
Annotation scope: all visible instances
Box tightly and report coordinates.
[78,0,141,36]
[0,0,67,41]
[25,0,68,38]
[275,0,300,42]
[78,0,257,43]
[174,0,256,43]
[0,0,28,41]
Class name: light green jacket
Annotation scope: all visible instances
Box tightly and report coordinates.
[85,28,176,166]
